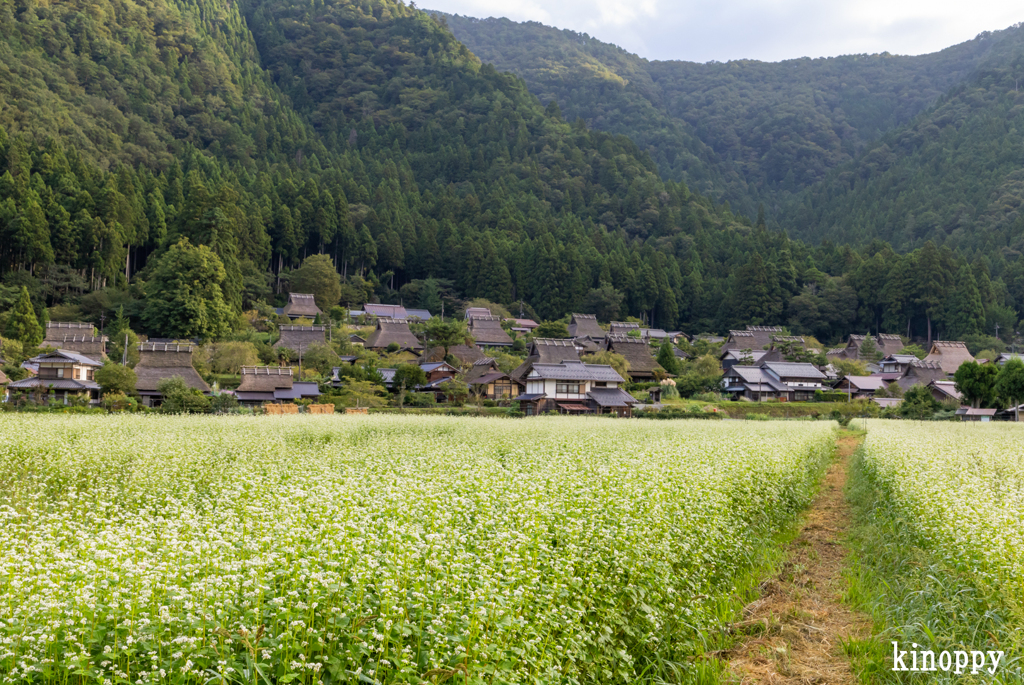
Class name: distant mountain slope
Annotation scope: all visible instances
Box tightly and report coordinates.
[790,47,1024,254]
[440,13,1024,215]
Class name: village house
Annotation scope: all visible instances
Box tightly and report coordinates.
[421,343,487,367]
[276,325,327,355]
[567,313,605,339]
[348,334,366,347]
[281,293,323,319]
[609,322,640,337]
[134,343,211,407]
[879,354,920,375]
[603,335,665,381]
[995,352,1024,365]
[923,341,974,375]
[507,318,539,335]
[465,358,520,401]
[467,315,514,349]
[722,326,784,352]
[517,360,636,416]
[417,361,460,401]
[721,366,786,401]
[928,380,962,404]
[511,338,580,385]
[720,348,768,371]
[896,359,947,393]
[465,307,493,320]
[364,318,424,354]
[235,366,320,407]
[761,362,827,401]
[828,334,904,362]
[833,375,889,399]
[956,407,997,422]
[42,322,108,359]
[8,350,102,405]
[642,328,669,341]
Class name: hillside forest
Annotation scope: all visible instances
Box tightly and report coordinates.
[0,0,1020,358]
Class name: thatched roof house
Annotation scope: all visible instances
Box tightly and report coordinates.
[283,293,323,318]
[609,322,640,336]
[923,341,974,375]
[134,343,210,406]
[421,343,486,367]
[896,360,947,392]
[511,338,580,383]
[603,334,664,380]
[43,322,107,359]
[465,358,519,401]
[235,366,321,406]
[568,313,605,339]
[363,303,407,319]
[467,315,513,348]
[277,325,327,354]
[365,318,423,352]
[723,326,784,352]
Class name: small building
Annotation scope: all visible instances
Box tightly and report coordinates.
[956,407,997,422]
[720,347,768,371]
[995,353,1024,365]
[518,360,636,416]
[365,318,424,353]
[568,313,605,340]
[134,343,211,407]
[829,334,904,361]
[760,362,827,401]
[43,322,108,359]
[896,360,946,393]
[923,341,974,376]
[405,308,432,321]
[872,397,903,409]
[421,344,487,367]
[507,318,539,334]
[572,336,603,354]
[722,326,784,352]
[465,307,493,320]
[276,325,328,355]
[419,361,459,385]
[833,375,888,399]
[609,322,641,337]
[928,380,962,404]
[721,366,787,402]
[465,358,520,401]
[468,315,513,349]
[283,293,323,319]
[7,350,102,405]
[642,328,669,341]
[235,367,320,406]
[511,338,581,385]
[879,354,920,375]
[603,335,664,381]
[363,303,408,319]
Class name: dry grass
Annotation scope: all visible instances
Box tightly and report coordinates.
[725,432,871,684]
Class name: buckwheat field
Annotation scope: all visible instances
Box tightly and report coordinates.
[0,415,836,684]
[857,419,1024,605]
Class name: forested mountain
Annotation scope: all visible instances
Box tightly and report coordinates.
[440,14,1024,216]
[0,0,1021,349]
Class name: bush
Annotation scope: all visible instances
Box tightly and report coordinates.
[814,390,849,403]
[158,377,211,414]
[404,392,436,408]
[691,391,725,403]
[102,392,137,412]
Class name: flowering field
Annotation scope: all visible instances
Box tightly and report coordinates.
[0,415,835,684]
[857,420,1024,600]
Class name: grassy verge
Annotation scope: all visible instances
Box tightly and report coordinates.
[842,443,1024,683]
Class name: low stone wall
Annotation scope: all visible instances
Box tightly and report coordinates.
[306,404,335,415]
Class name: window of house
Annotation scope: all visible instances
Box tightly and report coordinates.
[593,381,607,387]
[57,368,64,378]
[556,382,581,394]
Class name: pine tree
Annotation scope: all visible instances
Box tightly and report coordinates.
[5,286,42,345]
[944,264,985,339]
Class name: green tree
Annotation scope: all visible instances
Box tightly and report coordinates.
[899,385,941,419]
[392,364,428,409]
[338,379,387,408]
[859,336,882,363]
[581,350,630,379]
[425,318,470,359]
[944,264,985,339]
[656,338,680,375]
[207,341,259,374]
[897,344,927,359]
[833,358,869,379]
[302,343,342,376]
[157,377,211,414]
[108,305,140,367]
[953,361,998,408]
[583,284,624,322]
[4,286,42,345]
[144,239,234,341]
[95,361,137,396]
[995,357,1024,422]
[289,254,342,311]
[534,320,570,338]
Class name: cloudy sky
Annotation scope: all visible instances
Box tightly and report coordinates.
[421,0,1023,62]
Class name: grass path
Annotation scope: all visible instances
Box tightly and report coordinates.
[724,430,871,684]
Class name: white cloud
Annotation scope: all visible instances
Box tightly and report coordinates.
[421,0,1023,62]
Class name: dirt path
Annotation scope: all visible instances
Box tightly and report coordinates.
[725,432,871,684]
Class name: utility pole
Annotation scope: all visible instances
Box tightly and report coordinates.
[99,313,106,338]
[122,333,128,366]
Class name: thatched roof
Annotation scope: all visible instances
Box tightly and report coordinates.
[896,360,947,392]
[568,314,605,339]
[237,366,294,393]
[468,315,513,346]
[42,334,108,358]
[46,321,94,334]
[365,318,423,351]
[924,341,974,375]
[277,325,327,353]
[843,334,903,360]
[511,338,581,383]
[283,293,322,318]
[609,322,640,336]
[724,326,784,351]
[463,358,501,384]
[421,344,485,366]
[603,335,664,380]
[134,343,210,394]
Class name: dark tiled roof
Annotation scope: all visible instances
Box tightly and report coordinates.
[528,361,625,383]
[516,393,547,401]
[363,303,408,318]
[587,387,638,407]
[29,350,103,366]
[761,362,825,380]
[470,372,509,386]
[8,377,100,390]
